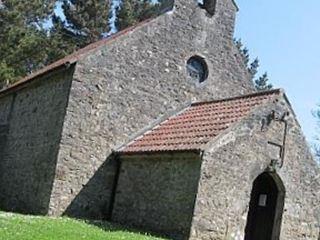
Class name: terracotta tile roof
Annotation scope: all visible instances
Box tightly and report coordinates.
[0,18,155,98]
[119,89,282,154]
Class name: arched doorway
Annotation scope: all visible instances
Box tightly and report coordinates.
[244,172,285,240]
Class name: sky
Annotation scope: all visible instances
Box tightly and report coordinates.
[234,0,320,144]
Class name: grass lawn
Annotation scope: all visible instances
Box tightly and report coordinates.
[0,212,164,240]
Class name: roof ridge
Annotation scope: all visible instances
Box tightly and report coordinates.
[191,89,283,107]
[0,18,157,97]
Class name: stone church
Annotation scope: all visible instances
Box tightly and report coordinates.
[0,0,319,239]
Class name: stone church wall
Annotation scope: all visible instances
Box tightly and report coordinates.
[49,0,255,218]
[190,96,320,240]
[0,67,74,214]
[113,153,201,240]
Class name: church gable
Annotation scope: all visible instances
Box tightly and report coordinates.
[49,0,255,218]
[191,92,320,240]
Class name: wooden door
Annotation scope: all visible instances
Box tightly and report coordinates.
[244,173,285,240]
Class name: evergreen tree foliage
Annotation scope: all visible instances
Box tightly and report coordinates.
[241,47,250,66]
[116,0,173,30]
[234,38,250,66]
[234,38,273,91]
[53,0,111,48]
[255,72,273,91]
[0,0,56,86]
[48,15,78,61]
[0,0,174,87]
[234,38,243,51]
[248,58,259,77]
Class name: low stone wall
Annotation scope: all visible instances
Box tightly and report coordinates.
[112,153,201,240]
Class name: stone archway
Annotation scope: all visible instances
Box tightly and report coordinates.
[244,172,285,240]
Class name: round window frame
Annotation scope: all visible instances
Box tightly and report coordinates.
[186,56,209,84]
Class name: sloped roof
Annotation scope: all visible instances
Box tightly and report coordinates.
[0,18,154,98]
[118,89,282,154]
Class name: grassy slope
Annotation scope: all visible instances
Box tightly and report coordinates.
[0,212,164,240]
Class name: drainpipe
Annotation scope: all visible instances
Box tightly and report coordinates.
[268,111,290,169]
[278,118,288,168]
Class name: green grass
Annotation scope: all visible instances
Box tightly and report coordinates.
[0,212,164,240]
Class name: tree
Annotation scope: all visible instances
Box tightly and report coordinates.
[255,72,273,91]
[234,38,273,91]
[234,38,250,66]
[0,0,56,86]
[52,0,111,48]
[115,0,173,30]
[0,0,175,87]
[248,58,259,77]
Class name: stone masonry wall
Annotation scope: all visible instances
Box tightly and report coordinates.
[189,95,320,240]
[113,153,202,240]
[0,67,74,214]
[49,0,255,217]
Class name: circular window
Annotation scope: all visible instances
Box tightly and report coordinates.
[186,56,208,83]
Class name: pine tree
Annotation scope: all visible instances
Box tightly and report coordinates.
[0,0,55,86]
[233,38,273,91]
[116,0,173,30]
[248,58,259,77]
[234,38,250,66]
[53,0,111,48]
[241,47,250,66]
[0,0,174,86]
[255,72,273,91]
[234,38,243,51]
[115,0,137,30]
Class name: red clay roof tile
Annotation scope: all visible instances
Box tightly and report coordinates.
[119,89,281,154]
